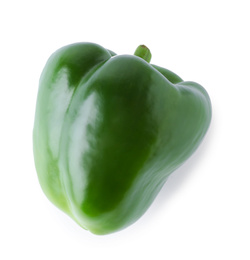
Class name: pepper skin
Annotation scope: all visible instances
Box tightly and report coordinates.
[33,43,211,235]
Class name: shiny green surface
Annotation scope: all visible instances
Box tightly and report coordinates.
[33,43,211,235]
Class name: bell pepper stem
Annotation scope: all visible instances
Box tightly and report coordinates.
[134,45,151,63]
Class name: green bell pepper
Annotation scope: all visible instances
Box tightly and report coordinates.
[33,42,211,235]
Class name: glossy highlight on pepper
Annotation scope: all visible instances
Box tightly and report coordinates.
[33,42,212,235]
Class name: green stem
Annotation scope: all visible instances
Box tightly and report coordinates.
[134,45,151,63]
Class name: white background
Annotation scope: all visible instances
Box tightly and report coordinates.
[1,0,250,259]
